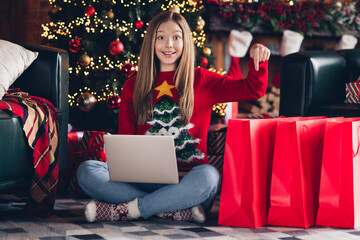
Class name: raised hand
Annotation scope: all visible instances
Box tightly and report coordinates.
[249,44,271,71]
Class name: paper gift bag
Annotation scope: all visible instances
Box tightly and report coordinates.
[316,118,360,228]
[267,118,327,228]
[219,118,279,228]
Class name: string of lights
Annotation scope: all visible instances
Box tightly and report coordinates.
[42,0,218,112]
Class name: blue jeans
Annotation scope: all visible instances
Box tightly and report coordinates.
[76,160,221,219]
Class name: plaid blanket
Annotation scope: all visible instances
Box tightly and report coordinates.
[0,90,59,214]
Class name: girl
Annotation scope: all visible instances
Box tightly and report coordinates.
[77,11,270,223]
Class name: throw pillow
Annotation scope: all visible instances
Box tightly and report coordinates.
[345,79,360,103]
[0,40,39,99]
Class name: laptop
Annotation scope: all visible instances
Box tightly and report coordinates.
[104,134,179,184]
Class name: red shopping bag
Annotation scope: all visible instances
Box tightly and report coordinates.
[316,118,360,228]
[219,118,279,228]
[267,117,327,228]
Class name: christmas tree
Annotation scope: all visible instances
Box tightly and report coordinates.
[41,0,215,132]
[146,79,204,169]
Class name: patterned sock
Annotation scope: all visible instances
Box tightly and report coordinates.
[85,200,133,222]
[127,198,141,219]
[158,205,206,223]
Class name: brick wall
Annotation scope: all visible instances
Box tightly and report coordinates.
[26,0,51,44]
[0,0,51,45]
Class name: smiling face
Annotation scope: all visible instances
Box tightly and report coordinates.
[155,20,184,72]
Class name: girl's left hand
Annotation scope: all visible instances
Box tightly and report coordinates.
[249,44,271,71]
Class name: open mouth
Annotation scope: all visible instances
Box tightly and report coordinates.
[162,51,176,56]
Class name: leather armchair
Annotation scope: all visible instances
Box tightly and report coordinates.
[279,49,360,117]
[0,44,69,192]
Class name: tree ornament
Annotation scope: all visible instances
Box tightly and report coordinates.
[196,16,205,31]
[106,95,121,109]
[169,5,180,13]
[120,63,136,78]
[135,19,144,29]
[335,1,342,9]
[69,39,81,53]
[77,92,97,112]
[79,54,91,66]
[134,6,143,29]
[106,10,114,19]
[84,5,96,17]
[200,57,208,67]
[203,47,211,56]
[109,39,124,55]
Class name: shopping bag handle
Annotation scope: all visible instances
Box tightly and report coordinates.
[352,125,360,157]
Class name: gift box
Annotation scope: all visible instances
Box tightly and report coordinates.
[59,130,108,195]
[207,124,227,175]
[79,130,108,162]
[345,79,360,104]
[207,124,227,155]
[208,155,224,174]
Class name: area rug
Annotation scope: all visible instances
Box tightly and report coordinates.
[1,194,360,240]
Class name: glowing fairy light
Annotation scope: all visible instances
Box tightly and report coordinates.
[212,103,227,116]
[46,0,211,107]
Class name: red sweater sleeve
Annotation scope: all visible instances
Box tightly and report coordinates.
[117,77,137,134]
[227,56,242,79]
[201,58,268,105]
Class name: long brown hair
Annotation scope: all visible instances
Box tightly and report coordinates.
[134,11,195,125]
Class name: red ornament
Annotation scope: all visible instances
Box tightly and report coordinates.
[106,95,121,109]
[85,5,96,17]
[109,40,124,55]
[120,63,136,78]
[69,39,81,53]
[135,19,144,29]
[200,57,208,67]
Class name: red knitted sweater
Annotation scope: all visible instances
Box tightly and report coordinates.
[118,57,268,171]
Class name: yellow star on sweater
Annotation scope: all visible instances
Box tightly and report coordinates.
[155,80,176,99]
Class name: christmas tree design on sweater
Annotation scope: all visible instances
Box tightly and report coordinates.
[145,79,205,169]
